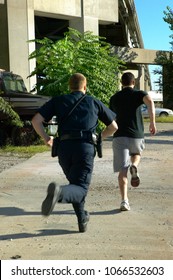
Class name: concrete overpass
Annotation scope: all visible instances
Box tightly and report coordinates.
[0,0,164,92]
[126,48,169,65]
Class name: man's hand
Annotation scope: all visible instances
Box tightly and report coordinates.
[45,136,53,147]
[143,95,157,136]
[32,113,53,146]
[149,122,157,135]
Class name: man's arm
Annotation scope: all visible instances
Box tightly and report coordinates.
[101,120,118,139]
[32,113,53,146]
[143,95,157,135]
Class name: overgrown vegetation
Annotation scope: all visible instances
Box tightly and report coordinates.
[154,6,173,108]
[0,96,23,127]
[29,28,125,107]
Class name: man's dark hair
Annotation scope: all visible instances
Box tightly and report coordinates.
[121,72,135,86]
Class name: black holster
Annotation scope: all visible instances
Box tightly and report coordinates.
[95,133,102,158]
[51,137,60,157]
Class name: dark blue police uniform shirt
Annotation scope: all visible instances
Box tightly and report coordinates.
[38,91,116,135]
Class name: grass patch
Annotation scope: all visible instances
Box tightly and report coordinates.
[0,145,50,158]
[155,116,173,122]
[143,116,173,122]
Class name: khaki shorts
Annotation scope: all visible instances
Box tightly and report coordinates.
[112,137,145,172]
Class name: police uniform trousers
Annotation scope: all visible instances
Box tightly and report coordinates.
[57,140,95,223]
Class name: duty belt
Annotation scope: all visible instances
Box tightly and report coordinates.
[60,131,97,144]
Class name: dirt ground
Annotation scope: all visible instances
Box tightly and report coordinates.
[0,122,173,260]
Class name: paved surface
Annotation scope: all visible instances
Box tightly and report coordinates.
[0,123,173,260]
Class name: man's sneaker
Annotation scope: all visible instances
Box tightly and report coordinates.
[120,200,130,211]
[41,182,62,216]
[130,165,140,187]
[78,211,90,233]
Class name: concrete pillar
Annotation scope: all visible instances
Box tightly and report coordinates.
[69,17,98,35]
[0,0,9,70]
[27,0,36,92]
[136,65,145,90]
[5,0,36,91]
[69,0,99,35]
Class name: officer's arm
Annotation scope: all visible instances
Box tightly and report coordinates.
[101,120,118,139]
[32,112,52,146]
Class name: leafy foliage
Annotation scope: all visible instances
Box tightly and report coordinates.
[29,28,125,107]
[154,6,173,108]
[0,96,23,127]
[163,6,173,49]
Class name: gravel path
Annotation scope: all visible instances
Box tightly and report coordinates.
[0,122,173,260]
[0,154,28,173]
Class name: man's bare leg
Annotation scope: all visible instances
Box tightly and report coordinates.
[130,154,141,187]
[118,168,130,211]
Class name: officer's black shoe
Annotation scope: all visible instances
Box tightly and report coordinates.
[41,182,62,216]
[78,211,90,233]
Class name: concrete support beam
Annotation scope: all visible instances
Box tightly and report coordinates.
[5,0,32,91]
[69,17,99,35]
[34,0,81,18]
[27,0,37,91]
[70,0,99,35]
[128,48,169,65]
[70,0,118,35]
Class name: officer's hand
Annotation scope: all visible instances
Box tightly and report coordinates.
[45,136,54,147]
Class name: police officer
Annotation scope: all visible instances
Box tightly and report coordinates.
[32,73,118,232]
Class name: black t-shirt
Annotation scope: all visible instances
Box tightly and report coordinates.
[110,87,148,138]
[38,91,116,135]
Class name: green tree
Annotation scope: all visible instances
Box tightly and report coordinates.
[154,6,173,108]
[0,96,23,127]
[29,28,125,107]
[163,6,173,49]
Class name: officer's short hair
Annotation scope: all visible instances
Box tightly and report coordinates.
[69,73,86,91]
[121,72,135,86]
